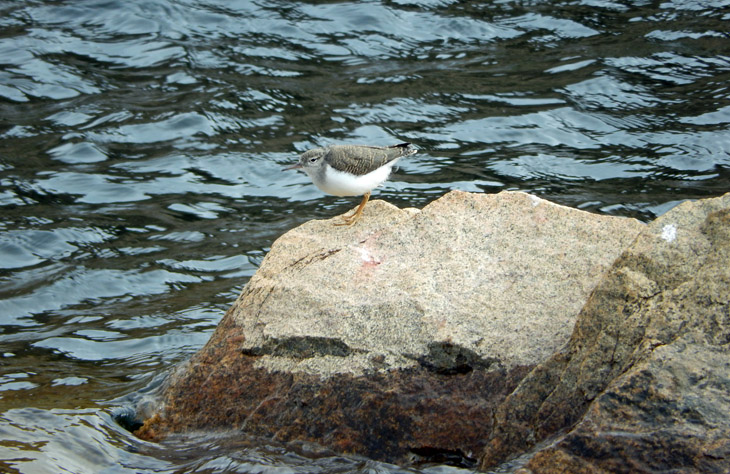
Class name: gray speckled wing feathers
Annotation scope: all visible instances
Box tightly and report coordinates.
[324,143,415,175]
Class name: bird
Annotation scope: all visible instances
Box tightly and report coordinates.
[286,143,417,225]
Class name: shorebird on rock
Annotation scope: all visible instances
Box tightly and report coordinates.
[286,143,417,225]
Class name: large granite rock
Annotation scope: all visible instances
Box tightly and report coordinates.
[480,193,730,473]
[136,190,644,465]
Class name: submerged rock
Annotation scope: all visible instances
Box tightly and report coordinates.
[481,193,730,473]
[137,190,643,465]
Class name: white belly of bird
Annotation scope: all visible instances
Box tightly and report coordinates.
[315,162,396,197]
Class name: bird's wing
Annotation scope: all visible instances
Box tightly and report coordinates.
[325,143,416,175]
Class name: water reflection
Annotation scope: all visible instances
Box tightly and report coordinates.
[1,0,729,472]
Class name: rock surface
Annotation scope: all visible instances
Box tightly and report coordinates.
[137,190,644,465]
[231,190,642,377]
[480,193,730,473]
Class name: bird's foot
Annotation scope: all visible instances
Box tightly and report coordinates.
[334,192,370,226]
[335,211,361,226]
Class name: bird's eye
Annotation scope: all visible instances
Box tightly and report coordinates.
[309,157,318,163]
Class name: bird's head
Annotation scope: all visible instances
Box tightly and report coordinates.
[285,148,325,173]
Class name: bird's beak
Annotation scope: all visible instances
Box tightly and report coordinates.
[283,162,302,171]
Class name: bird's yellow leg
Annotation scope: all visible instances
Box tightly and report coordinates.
[336,191,370,226]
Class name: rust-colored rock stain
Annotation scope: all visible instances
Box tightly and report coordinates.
[136,312,531,465]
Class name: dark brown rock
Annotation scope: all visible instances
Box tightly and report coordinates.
[481,193,730,473]
[144,326,532,463]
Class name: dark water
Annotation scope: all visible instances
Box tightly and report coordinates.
[1,0,729,472]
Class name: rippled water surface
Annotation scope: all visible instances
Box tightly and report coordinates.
[1,0,729,472]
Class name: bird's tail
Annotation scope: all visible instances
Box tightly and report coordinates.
[389,143,418,155]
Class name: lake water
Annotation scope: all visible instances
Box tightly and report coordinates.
[1,0,729,472]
